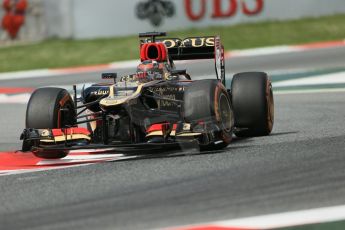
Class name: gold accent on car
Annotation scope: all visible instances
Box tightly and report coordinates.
[146,130,202,137]
[40,134,91,143]
[99,81,159,107]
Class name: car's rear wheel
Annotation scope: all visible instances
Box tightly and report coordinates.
[231,72,274,137]
[24,87,76,158]
[184,80,234,150]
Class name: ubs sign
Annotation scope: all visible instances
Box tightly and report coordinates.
[184,0,264,21]
[136,0,264,26]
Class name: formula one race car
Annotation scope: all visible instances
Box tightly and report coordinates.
[20,32,274,159]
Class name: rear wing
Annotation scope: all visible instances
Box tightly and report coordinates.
[159,37,220,60]
[165,36,225,85]
[140,33,226,85]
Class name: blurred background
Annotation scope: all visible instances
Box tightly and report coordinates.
[0,0,345,72]
[1,0,345,40]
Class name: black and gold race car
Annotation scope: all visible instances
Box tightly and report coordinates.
[20,32,274,159]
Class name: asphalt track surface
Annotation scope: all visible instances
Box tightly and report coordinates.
[1,46,345,229]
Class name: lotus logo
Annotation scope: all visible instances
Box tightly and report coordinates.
[136,0,175,27]
[40,130,50,137]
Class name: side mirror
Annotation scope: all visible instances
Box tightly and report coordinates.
[170,69,186,75]
[102,73,117,83]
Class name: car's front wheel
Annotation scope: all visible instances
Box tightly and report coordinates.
[24,87,76,158]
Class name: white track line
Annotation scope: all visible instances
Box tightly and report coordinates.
[0,93,31,104]
[228,46,301,58]
[170,205,345,230]
[273,71,345,87]
[275,88,345,95]
[0,69,55,81]
[213,205,345,229]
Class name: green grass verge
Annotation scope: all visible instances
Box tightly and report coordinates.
[1,14,345,73]
[277,220,345,230]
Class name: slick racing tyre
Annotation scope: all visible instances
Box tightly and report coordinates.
[24,87,76,158]
[231,72,274,137]
[26,87,76,129]
[184,79,234,150]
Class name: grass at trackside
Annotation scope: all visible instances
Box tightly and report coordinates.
[277,220,345,230]
[0,14,345,73]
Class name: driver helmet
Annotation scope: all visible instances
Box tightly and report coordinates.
[136,60,164,82]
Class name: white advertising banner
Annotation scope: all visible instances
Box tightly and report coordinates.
[70,0,345,39]
[1,0,345,40]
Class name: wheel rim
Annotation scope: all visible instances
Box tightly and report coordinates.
[218,93,233,132]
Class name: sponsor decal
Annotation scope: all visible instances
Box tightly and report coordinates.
[184,0,264,21]
[136,0,175,26]
[91,89,109,96]
[160,37,215,49]
[149,86,184,108]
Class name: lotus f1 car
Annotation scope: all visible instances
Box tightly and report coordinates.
[20,32,274,159]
